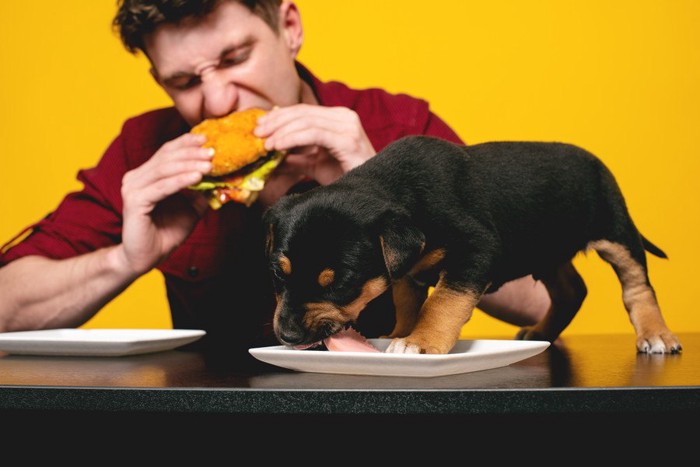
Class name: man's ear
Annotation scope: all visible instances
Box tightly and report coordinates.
[279,1,303,57]
[378,214,425,280]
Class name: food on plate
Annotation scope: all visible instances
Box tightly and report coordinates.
[291,327,381,352]
[188,107,285,209]
[323,327,381,352]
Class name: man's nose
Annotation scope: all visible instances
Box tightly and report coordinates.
[200,69,238,118]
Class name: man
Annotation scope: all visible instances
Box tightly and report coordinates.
[0,0,548,356]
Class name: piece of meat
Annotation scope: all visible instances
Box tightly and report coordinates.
[323,327,381,352]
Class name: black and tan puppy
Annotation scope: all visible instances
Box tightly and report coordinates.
[263,135,681,354]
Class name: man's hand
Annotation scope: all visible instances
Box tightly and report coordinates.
[255,104,376,186]
[0,132,216,333]
[119,132,213,275]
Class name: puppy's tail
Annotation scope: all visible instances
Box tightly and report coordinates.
[642,235,668,259]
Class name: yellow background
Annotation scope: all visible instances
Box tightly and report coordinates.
[1,1,698,338]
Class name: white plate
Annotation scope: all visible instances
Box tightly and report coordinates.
[0,328,206,357]
[249,338,550,377]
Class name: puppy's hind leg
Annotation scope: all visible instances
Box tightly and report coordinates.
[589,240,681,354]
[516,261,587,343]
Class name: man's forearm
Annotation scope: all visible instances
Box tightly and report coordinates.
[477,276,551,327]
[0,245,141,332]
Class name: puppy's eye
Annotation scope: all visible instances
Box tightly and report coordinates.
[271,266,284,281]
[270,263,286,284]
[270,254,292,283]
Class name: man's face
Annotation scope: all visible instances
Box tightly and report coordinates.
[145,1,303,126]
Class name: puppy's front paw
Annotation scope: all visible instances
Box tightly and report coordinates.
[385,337,447,354]
[386,338,422,354]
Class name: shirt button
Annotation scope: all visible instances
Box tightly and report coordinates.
[187,266,199,278]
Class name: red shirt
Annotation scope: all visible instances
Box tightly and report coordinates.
[1,63,463,355]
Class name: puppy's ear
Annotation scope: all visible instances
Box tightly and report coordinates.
[378,214,425,279]
[262,208,277,260]
[265,223,275,259]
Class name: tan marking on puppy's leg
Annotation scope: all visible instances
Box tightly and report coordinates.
[390,276,427,338]
[387,248,444,338]
[589,240,680,353]
[302,277,390,335]
[387,275,481,354]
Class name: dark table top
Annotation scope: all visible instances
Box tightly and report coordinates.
[1,332,698,419]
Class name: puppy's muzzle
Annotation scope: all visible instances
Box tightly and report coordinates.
[274,305,347,348]
[274,311,308,346]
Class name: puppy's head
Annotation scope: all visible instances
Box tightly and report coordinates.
[263,192,424,347]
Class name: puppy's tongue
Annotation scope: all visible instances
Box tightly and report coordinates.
[293,327,381,352]
[322,327,381,352]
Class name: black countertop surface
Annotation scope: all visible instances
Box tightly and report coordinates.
[1,333,698,415]
[2,331,697,450]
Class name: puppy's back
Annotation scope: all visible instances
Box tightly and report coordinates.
[349,136,625,259]
[346,136,613,219]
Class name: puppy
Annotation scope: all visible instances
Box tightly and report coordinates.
[263,135,681,354]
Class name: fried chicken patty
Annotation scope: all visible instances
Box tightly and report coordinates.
[190,107,268,177]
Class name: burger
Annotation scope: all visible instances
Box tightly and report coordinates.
[188,107,285,209]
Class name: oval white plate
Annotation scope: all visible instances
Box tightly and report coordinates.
[249,338,550,377]
[0,328,206,357]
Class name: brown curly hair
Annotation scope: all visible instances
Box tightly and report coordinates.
[113,0,283,54]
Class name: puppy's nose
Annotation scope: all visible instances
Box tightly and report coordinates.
[278,329,306,346]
